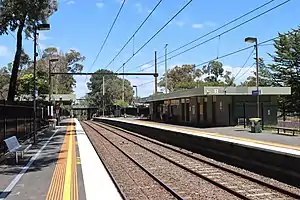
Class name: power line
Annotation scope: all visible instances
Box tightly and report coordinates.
[115,0,194,73]
[137,80,154,87]
[231,47,255,81]
[235,63,256,83]
[104,0,164,70]
[89,0,126,72]
[131,0,290,72]
[195,37,278,68]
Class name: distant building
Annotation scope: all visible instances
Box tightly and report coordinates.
[137,86,291,127]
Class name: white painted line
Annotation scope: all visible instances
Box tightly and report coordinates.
[74,118,122,200]
[0,129,59,200]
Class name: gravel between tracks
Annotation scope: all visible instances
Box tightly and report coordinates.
[86,121,240,200]
[90,121,300,200]
[81,123,176,200]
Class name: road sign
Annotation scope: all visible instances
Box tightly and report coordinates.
[252,90,261,96]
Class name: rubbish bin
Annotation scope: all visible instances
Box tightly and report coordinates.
[48,119,57,130]
[249,118,262,133]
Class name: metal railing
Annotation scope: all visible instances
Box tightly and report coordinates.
[0,100,47,155]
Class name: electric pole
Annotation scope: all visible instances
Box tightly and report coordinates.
[33,26,37,144]
[122,63,126,117]
[165,44,168,94]
[102,76,105,117]
[154,51,158,95]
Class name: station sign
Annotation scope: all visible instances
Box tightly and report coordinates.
[252,90,261,96]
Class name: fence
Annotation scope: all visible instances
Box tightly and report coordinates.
[0,100,47,155]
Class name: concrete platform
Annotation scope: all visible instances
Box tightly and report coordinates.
[98,117,300,151]
[0,118,122,200]
[94,117,300,187]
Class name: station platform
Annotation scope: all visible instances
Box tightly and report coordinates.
[0,118,122,200]
[95,117,300,154]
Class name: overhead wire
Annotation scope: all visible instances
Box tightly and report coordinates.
[230,47,255,82]
[89,0,126,72]
[115,0,194,73]
[104,0,164,70]
[194,36,278,68]
[131,0,290,72]
[139,0,292,72]
[137,80,154,87]
[234,63,256,84]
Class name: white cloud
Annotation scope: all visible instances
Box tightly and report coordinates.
[223,65,254,83]
[192,23,203,29]
[0,46,10,57]
[135,3,143,13]
[173,20,185,27]
[96,2,104,8]
[66,1,75,5]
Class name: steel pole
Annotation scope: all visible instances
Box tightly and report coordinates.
[33,26,37,144]
[165,44,168,94]
[122,63,126,117]
[154,51,158,95]
[135,86,138,99]
[102,76,105,117]
[255,41,260,118]
[48,60,51,102]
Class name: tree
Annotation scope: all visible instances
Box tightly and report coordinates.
[16,47,85,96]
[87,69,134,108]
[0,67,10,99]
[159,64,203,92]
[267,27,300,112]
[203,60,224,83]
[240,58,274,87]
[0,0,58,101]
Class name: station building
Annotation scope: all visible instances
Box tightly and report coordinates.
[137,86,291,127]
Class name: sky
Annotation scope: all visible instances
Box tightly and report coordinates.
[0,0,299,99]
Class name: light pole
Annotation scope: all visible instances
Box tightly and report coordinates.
[164,44,168,94]
[133,85,138,117]
[122,63,126,117]
[48,58,58,103]
[33,23,50,144]
[133,85,138,99]
[102,76,105,117]
[245,37,259,118]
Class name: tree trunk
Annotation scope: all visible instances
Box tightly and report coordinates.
[7,20,25,102]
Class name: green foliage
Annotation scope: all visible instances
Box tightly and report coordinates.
[240,58,274,87]
[18,71,49,97]
[203,60,224,82]
[0,0,58,101]
[268,27,300,112]
[0,0,58,37]
[159,62,235,92]
[114,99,128,108]
[15,47,85,96]
[0,67,10,99]
[159,64,202,92]
[87,69,134,108]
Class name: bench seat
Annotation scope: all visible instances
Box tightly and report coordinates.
[4,136,30,164]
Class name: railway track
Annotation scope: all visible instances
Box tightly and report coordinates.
[86,120,300,200]
[81,122,182,200]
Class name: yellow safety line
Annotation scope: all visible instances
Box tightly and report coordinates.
[46,125,69,200]
[63,123,74,200]
[119,119,300,151]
